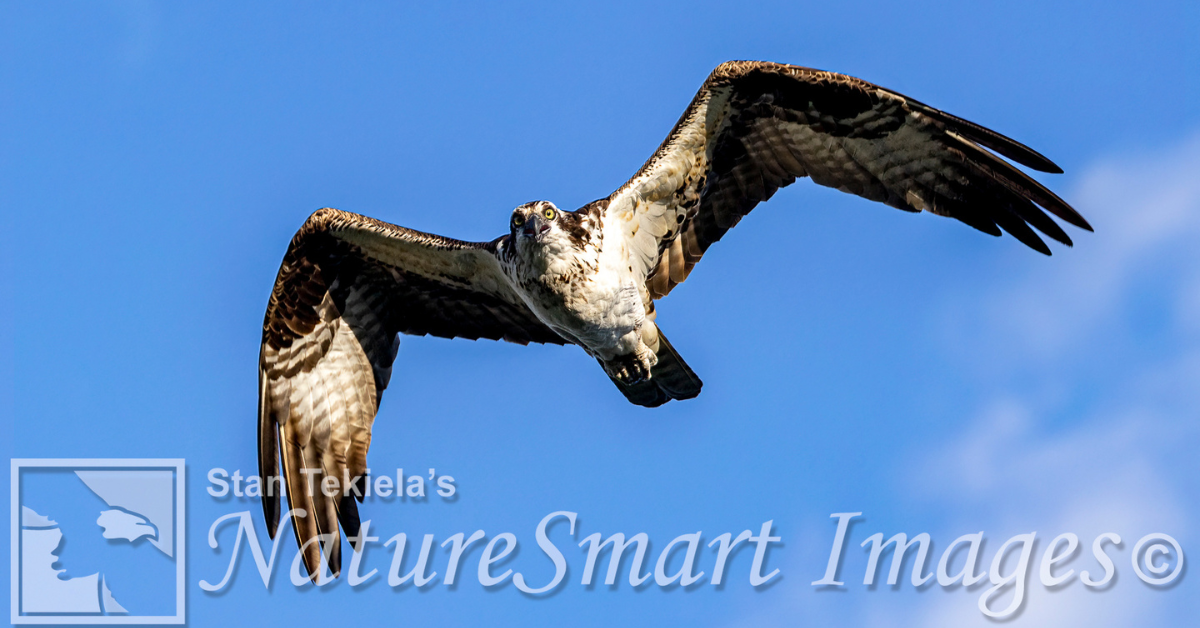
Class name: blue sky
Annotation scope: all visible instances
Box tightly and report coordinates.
[3,1,1198,626]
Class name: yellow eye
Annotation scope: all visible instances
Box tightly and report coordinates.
[543,207,555,220]
[513,214,525,228]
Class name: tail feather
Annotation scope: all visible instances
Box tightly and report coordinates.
[650,331,702,400]
[606,329,702,407]
[611,376,671,407]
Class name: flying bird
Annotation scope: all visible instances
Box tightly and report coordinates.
[257,61,1091,579]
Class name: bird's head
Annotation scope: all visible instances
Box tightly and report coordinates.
[510,201,566,250]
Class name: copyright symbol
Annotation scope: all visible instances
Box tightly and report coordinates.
[1132,533,1184,586]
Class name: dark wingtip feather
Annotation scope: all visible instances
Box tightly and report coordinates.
[952,132,1093,236]
[311,470,343,580]
[992,208,1052,255]
[951,208,1003,238]
[1013,228,1053,256]
[281,437,324,582]
[257,367,281,540]
[1033,188,1092,232]
[351,474,369,504]
[338,494,363,552]
[1009,197,1074,247]
[928,109,1065,174]
[325,524,342,579]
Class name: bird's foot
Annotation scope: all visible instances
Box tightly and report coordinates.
[604,349,655,385]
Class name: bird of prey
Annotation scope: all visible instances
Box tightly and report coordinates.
[257,60,1091,579]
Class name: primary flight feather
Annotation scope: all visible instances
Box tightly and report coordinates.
[257,61,1091,579]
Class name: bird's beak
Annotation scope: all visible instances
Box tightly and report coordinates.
[520,216,550,240]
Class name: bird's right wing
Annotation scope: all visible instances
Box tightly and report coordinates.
[258,208,565,580]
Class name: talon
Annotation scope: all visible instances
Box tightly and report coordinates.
[605,349,656,386]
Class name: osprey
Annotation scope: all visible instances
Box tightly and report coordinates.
[257,61,1090,579]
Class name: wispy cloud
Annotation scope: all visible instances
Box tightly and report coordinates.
[910,401,1195,626]
[951,131,1200,368]
[910,131,1200,625]
[716,130,1200,628]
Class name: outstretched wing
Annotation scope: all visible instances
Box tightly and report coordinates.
[606,60,1092,299]
[258,208,565,580]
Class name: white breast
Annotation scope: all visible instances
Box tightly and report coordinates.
[510,225,647,360]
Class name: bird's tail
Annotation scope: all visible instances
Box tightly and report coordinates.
[607,328,703,407]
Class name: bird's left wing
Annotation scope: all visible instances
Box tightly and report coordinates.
[258,208,565,580]
[605,61,1092,299]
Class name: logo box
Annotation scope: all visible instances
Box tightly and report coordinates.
[10,459,186,625]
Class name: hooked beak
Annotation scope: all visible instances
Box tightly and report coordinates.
[520,218,551,240]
